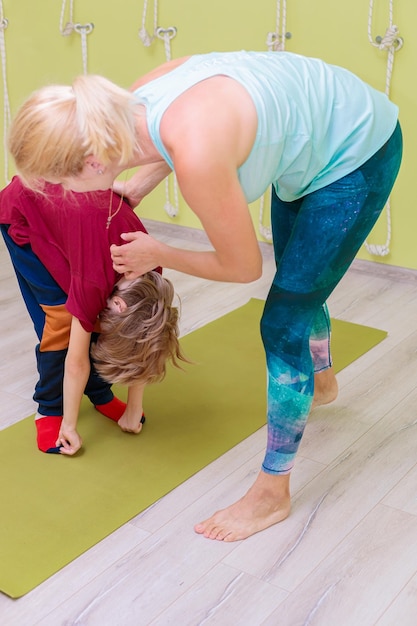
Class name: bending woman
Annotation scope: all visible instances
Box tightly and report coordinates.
[7,50,402,537]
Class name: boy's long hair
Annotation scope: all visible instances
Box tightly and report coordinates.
[91,271,188,386]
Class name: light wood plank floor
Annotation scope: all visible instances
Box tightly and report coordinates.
[1,220,417,625]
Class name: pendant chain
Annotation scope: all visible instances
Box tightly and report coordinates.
[106,189,124,229]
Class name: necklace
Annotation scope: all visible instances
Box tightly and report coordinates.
[106,189,124,229]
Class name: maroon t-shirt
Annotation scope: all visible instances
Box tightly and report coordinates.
[0,176,150,332]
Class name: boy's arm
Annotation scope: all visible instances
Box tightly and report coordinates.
[117,382,146,433]
[57,317,92,455]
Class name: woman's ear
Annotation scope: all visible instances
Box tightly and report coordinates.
[85,156,105,174]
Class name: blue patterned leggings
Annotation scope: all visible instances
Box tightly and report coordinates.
[261,123,403,474]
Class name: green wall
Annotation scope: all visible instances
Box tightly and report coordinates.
[1,1,415,268]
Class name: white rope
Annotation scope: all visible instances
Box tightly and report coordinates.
[261,0,290,241]
[365,0,403,257]
[156,26,177,61]
[138,1,179,218]
[138,0,158,46]
[59,0,94,75]
[73,23,94,75]
[59,0,74,36]
[0,0,10,184]
[156,26,179,218]
[259,188,273,241]
[266,0,289,52]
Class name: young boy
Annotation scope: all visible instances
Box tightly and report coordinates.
[0,176,185,456]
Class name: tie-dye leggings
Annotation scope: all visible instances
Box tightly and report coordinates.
[260,122,403,474]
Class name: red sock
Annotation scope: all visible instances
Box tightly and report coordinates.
[35,416,63,454]
[94,397,127,422]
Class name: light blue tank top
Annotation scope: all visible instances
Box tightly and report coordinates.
[133,51,399,202]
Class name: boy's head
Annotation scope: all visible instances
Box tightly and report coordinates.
[91,270,187,385]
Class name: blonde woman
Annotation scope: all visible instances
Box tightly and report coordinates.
[8,50,402,540]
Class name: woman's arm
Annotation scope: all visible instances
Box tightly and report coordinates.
[57,317,92,455]
[111,195,262,283]
[110,133,262,282]
[110,157,263,283]
[111,76,263,283]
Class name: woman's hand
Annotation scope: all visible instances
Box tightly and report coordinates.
[111,231,163,276]
[56,426,83,456]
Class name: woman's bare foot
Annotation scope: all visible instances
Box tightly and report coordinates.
[194,471,291,541]
[312,367,338,409]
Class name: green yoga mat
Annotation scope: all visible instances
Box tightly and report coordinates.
[0,298,387,598]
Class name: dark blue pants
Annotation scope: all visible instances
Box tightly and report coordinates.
[260,122,403,474]
[1,226,113,415]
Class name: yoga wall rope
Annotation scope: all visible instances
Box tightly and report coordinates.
[259,0,292,242]
[266,0,291,51]
[365,0,403,256]
[139,0,179,218]
[0,1,10,184]
[59,0,94,75]
[138,0,158,47]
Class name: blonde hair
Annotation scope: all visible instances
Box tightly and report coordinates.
[91,271,189,386]
[8,75,138,187]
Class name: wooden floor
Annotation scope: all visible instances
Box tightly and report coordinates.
[1,220,417,625]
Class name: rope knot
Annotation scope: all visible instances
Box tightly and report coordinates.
[60,21,74,36]
[138,27,154,46]
[365,243,390,257]
[266,32,283,51]
[164,201,178,218]
[377,25,403,51]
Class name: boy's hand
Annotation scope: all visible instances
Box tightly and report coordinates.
[117,412,145,434]
[56,427,83,455]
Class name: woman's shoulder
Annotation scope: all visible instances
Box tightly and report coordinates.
[130,56,191,92]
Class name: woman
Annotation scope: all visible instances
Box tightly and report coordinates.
[0,176,185,455]
[7,50,402,540]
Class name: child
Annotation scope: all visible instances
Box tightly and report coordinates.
[0,176,186,455]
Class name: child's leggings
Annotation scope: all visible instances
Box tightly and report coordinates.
[260,122,403,474]
[1,226,114,416]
